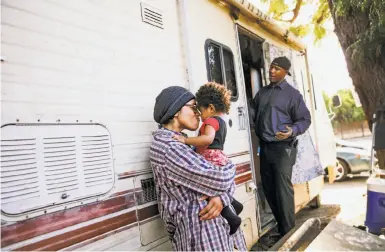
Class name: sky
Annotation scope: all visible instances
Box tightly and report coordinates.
[306,32,353,96]
[251,0,354,96]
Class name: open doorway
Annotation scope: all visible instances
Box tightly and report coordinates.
[237,26,276,234]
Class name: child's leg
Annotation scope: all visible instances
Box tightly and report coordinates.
[221,204,242,235]
[201,149,229,166]
[231,198,243,215]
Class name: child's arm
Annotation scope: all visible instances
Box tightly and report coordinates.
[186,125,216,147]
[173,124,216,147]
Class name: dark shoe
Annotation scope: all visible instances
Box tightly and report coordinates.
[266,233,282,248]
[257,233,282,250]
[221,206,242,235]
[232,199,244,215]
[229,215,242,235]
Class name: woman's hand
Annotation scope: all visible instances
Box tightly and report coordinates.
[199,196,223,220]
[172,134,186,144]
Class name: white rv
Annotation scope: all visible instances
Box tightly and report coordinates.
[0,0,336,250]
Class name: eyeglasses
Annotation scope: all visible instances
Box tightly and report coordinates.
[184,104,200,115]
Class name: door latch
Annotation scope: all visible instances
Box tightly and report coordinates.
[246,181,257,193]
[238,106,246,130]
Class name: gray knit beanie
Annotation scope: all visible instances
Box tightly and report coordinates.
[153,86,195,124]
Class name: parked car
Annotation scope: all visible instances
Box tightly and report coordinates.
[335,138,368,150]
[332,138,377,181]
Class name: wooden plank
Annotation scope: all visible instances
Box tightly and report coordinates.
[293,182,310,213]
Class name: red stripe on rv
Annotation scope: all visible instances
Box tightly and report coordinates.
[2,163,252,248]
[17,211,137,251]
[1,190,135,248]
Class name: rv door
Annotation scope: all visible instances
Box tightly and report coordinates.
[179,1,258,248]
[181,1,251,157]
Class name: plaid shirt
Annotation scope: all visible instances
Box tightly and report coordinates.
[150,128,247,251]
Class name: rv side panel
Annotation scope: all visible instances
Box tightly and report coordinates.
[1,0,185,250]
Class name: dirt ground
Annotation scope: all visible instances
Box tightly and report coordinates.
[252,175,369,251]
[322,175,368,226]
[297,175,368,228]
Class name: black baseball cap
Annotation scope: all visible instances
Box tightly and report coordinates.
[271,56,292,76]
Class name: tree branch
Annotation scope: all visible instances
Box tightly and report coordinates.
[315,5,330,24]
[289,0,303,23]
[274,17,294,22]
[273,0,303,23]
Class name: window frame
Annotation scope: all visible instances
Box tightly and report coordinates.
[204,39,239,101]
[311,74,317,110]
[300,70,307,104]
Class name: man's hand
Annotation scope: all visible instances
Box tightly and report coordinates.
[275,126,293,140]
[172,134,186,144]
[199,196,223,220]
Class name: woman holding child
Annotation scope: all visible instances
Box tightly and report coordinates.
[150,84,247,251]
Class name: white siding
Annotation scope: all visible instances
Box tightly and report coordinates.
[1,0,186,200]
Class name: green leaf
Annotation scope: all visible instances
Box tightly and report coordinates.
[311,0,330,25]
[268,0,289,19]
[328,89,366,124]
[262,0,384,60]
[314,24,327,41]
[289,24,311,37]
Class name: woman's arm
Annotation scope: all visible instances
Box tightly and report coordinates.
[218,181,235,207]
[164,142,235,196]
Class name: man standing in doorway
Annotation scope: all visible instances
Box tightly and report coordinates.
[253,56,311,238]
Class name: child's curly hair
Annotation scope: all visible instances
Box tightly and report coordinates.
[195,82,232,114]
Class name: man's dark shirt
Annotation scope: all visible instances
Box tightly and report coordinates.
[253,79,311,142]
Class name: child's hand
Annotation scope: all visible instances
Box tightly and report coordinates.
[172,134,186,144]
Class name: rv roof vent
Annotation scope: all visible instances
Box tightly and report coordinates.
[141,3,163,29]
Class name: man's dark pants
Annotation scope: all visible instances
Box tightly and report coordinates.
[260,140,298,236]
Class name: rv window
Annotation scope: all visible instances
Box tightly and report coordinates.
[207,44,224,84]
[205,40,238,100]
[223,49,238,98]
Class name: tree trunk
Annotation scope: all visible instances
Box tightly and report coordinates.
[328,0,385,171]
[327,0,385,129]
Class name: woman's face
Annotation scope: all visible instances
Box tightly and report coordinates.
[176,99,200,131]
